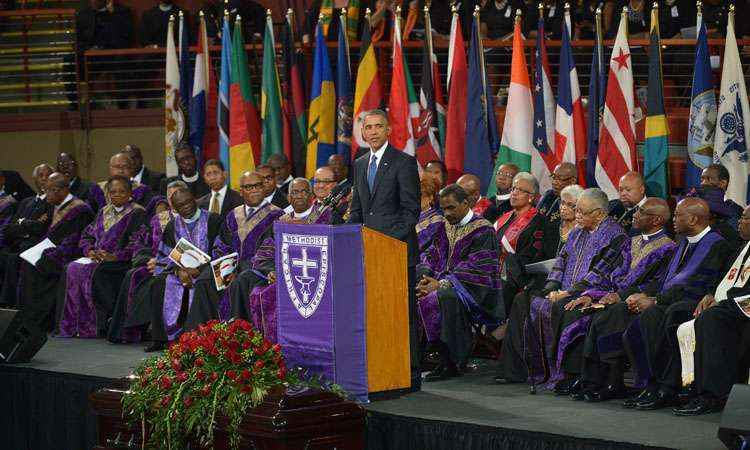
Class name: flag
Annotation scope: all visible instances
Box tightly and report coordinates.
[346,0,361,40]
[415,10,443,166]
[319,0,333,38]
[444,11,468,183]
[229,17,262,188]
[585,9,606,187]
[306,21,336,178]
[464,12,497,194]
[261,12,283,164]
[530,12,556,193]
[336,11,353,158]
[218,16,232,171]
[596,10,636,199]
[496,15,533,181]
[555,9,587,186]
[178,12,191,129]
[352,13,383,160]
[165,15,184,177]
[189,13,218,165]
[388,9,416,156]
[643,5,669,199]
[714,10,750,206]
[281,9,308,176]
[686,15,716,190]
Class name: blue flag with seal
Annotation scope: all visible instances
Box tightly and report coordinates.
[686,19,717,190]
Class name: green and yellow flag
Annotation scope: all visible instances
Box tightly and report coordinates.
[644,4,669,198]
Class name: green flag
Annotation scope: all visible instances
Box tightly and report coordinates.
[261,13,284,163]
[643,5,669,198]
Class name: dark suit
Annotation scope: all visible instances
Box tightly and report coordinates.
[348,145,421,388]
[197,188,244,220]
[69,177,97,209]
[349,145,421,265]
[138,166,165,194]
[270,189,290,210]
[483,197,512,224]
[277,177,293,196]
[160,175,210,199]
[608,199,640,236]
[1,170,35,201]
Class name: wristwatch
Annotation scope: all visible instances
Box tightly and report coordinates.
[438,279,451,290]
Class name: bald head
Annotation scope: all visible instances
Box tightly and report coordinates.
[456,174,481,207]
[618,171,646,208]
[634,197,670,234]
[313,166,337,201]
[45,172,70,206]
[674,197,711,236]
[239,171,264,207]
[109,153,133,178]
[551,162,577,194]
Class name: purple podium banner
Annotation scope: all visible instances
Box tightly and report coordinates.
[275,222,369,402]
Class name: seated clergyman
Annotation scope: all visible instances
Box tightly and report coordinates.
[416,184,502,382]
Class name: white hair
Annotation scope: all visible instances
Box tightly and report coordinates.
[560,184,584,202]
[579,188,610,213]
[512,172,539,195]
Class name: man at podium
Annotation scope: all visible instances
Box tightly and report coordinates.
[348,109,421,390]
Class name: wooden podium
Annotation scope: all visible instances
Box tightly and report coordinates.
[274,223,411,401]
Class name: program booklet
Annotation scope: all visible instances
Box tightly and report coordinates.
[210,252,239,291]
[168,238,211,269]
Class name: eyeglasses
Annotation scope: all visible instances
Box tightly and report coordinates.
[240,183,263,191]
[289,189,311,196]
[496,171,516,179]
[510,186,534,195]
[560,201,577,210]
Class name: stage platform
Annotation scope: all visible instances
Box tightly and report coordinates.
[0,338,726,450]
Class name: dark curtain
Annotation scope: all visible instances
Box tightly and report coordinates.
[0,366,111,450]
[365,412,669,450]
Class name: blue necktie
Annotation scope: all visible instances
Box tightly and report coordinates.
[367,154,378,191]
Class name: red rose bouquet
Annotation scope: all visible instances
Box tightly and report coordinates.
[122,319,291,450]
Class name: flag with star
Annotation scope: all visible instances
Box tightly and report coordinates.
[596,9,636,199]
[531,12,556,193]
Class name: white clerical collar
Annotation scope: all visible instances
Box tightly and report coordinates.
[497,193,511,201]
[37,193,46,201]
[183,209,201,223]
[56,193,74,210]
[458,210,474,227]
[370,142,388,160]
[293,205,314,219]
[263,191,276,205]
[277,175,293,189]
[113,205,125,213]
[132,167,144,184]
[213,184,228,197]
[181,172,199,183]
[641,229,662,241]
[633,196,647,210]
[687,226,712,244]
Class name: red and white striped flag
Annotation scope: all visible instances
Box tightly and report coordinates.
[596,9,636,198]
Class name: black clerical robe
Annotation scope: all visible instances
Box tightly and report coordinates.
[18,198,94,330]
[624,229,731,392]
[183,203,282,331]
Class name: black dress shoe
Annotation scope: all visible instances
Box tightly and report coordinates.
[584,384,627,402]
[424,364,461,382]
[636,389,677,410]
[144,341,166,353]
[622,388,649,408]
[672,396,724,416]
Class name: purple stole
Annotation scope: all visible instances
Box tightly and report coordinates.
[662,231,723,291]
[58,203,140,338]
[163,210,210,340]
[416,207,444,252]
[527,218,627,385]
[417,216,502,342]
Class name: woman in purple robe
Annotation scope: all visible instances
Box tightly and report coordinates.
[56,176,147,338]
[497,189,629,388]
[417,176,444,255]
